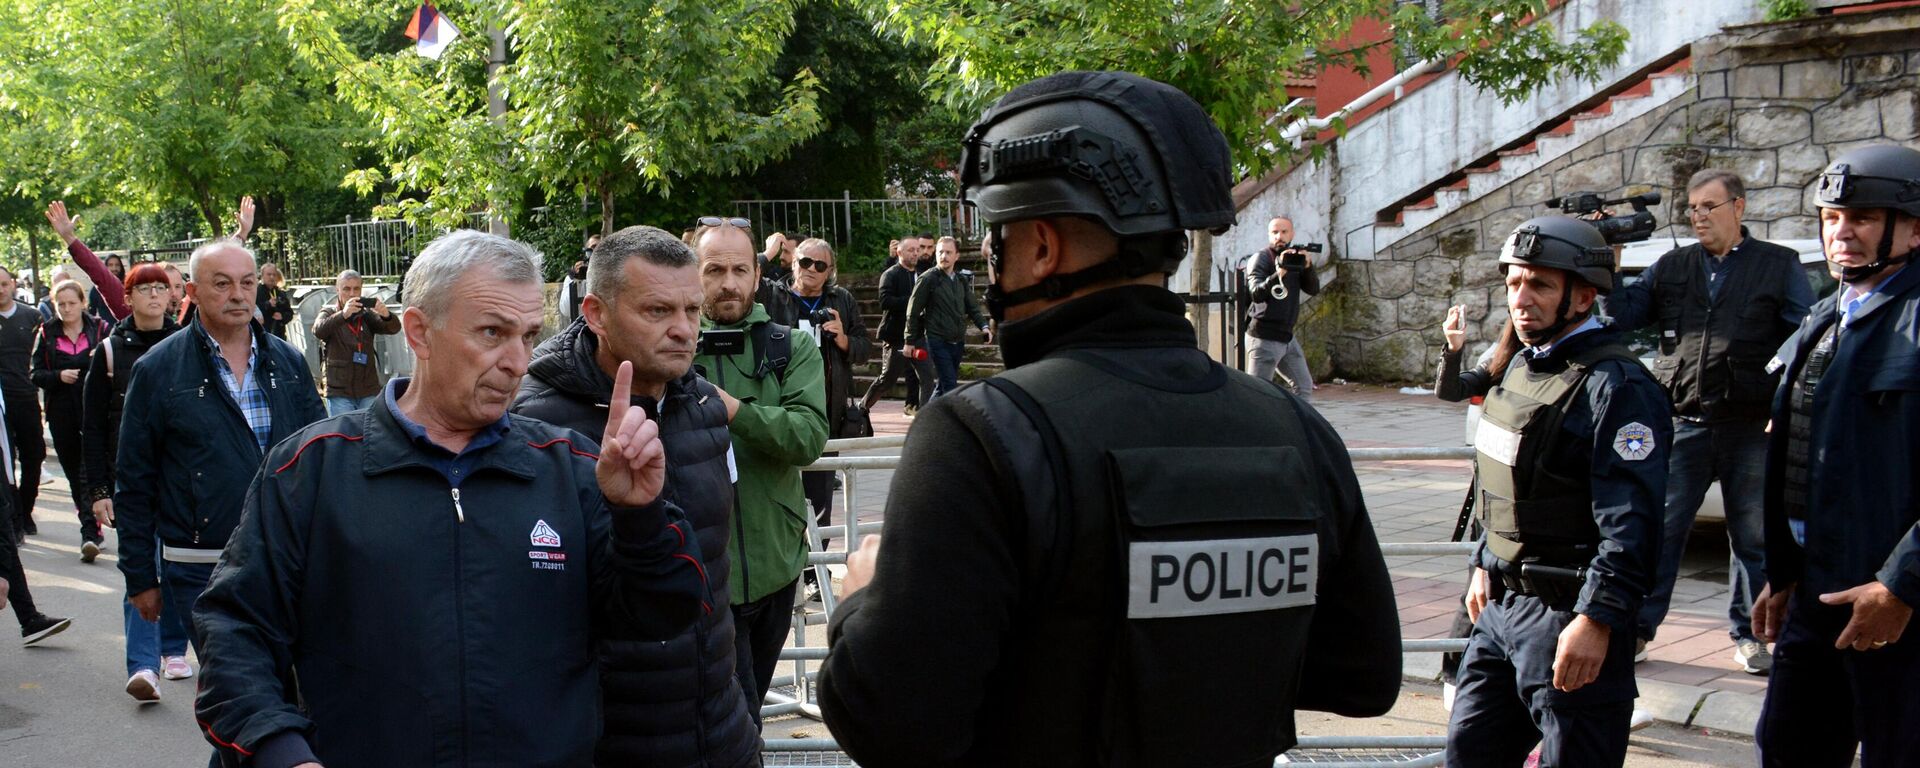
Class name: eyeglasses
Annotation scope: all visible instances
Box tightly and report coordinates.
[1687,198,1741,217]
[797,256,833,273]
[130,284,169,296]
[697,216,752,229]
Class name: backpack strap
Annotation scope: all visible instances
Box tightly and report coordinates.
[749,321,794,383]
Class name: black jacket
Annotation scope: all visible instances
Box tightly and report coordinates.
[81,316,180,503]
[192,394,710,768]
[819,286,1402,767]
[114,321,326,595]
[0,303,43,399]
[514,319,760,768]
[764,284,872,437]
[256,284,293,339]
[31,314,110,410]
[876,261,916,346]
[1603,231,1811,421]
[1764,265,1920,609]
[905,268,987,346]
[1242,247,1322,342]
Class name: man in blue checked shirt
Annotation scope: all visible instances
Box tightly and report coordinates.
[113,239,325,666]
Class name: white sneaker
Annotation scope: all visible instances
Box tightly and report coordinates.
[1442,682,1458,712]
[1633,638,1650,663]
[1630,709,1656,731]
[162,655,194,680]
[80,540,100,563]
[1735,638,1773,676]
[126,670,161,703]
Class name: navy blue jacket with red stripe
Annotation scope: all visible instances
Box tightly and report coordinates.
[192,393,710,768]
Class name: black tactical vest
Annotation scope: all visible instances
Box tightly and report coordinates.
[1783,321,1840,523]
[955,347,1332,768]
[1650,244,1798,420]
[1474,340,1638,566]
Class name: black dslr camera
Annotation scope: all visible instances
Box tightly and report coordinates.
[1279,242,1322,270]
[806,308,834,327]
[1547,191,1662,245]
[696,328,746,356]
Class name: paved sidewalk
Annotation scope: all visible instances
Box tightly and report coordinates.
[838,384,1769,738]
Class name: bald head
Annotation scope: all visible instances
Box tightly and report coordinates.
[1267,217,1294,249]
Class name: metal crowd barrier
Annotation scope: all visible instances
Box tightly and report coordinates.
[759,439,1477,764]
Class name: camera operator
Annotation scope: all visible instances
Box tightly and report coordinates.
[313,269,401,417]
[1244,216,1322,401]
[1601,169,1813,675]
[764,239,871,528]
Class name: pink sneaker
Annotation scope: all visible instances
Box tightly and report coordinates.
[162,656,194,680]
[126,670,161,703]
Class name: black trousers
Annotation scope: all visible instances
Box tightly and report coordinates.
[1757,586,1920,767]
[731,577,799,728]
[4,390,44,532]
[0,483,42,626]
[1447,590,1636,767]
[42,391,97,541]
[860,344,920,410]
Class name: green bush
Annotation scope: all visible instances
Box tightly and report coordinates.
[1763,0,1812,21]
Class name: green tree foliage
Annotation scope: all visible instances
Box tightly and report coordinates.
[283,0,827,235]
[0,0,367,234]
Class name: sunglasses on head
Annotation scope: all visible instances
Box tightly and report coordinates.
[697,216,751,229]
[797,256,833,273]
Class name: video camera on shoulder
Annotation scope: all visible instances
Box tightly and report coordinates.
[696,328,746,356]
[1279,242,1322,270]
[1546,190,1662,245]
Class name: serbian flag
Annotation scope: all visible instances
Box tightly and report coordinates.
[404,3,461,60]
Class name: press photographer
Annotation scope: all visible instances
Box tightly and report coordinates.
[1242,215,1322,401]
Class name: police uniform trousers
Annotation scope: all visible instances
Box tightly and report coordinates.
[1756,585,1920,767]
[1447,587,1636,767]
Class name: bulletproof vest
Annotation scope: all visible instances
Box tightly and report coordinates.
[1474,340,1637,566]
[1783,321,1839,523]
[1651,245,1796,420]
[960,347,1329,767]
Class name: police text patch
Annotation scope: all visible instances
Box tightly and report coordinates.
[1475,419,1523,467]
[1127,535,1318,619]
[1613,422,1655,461]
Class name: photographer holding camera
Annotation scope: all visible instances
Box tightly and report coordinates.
[764,238,872,526]
[1600,169,1813,676]
[1243,216,1322,401]
[313,269,401,417]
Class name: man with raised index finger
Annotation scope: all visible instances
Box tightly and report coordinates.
[192,230,710,768]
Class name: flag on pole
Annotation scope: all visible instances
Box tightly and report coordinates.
[404,3,461,60]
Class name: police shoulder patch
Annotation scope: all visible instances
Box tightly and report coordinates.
[1613,422,1655,461]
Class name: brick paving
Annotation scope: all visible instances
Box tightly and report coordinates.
[829,381,1769,733]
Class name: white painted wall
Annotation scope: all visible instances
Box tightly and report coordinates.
[1265,0,1771,261]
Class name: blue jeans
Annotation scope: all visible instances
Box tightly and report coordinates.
[1635,417,1768,643]
[327,395,378,418]
[160,560,215,655]
[124,540,191,676]
[928,339,964,399]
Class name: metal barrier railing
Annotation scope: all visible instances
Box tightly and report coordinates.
[760,437,1476,763]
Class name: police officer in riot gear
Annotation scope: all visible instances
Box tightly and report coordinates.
[817,70,1401,768]
[1754,144,1920,767]
[1447,215,1669,767]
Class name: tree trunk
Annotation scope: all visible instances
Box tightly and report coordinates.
[1187,229,1214,350]
[193,185,222,238]
[598,180,615,236]
[25,227,41,296]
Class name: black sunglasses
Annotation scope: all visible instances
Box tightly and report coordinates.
[697,216,751,228]
[797,256,833,273]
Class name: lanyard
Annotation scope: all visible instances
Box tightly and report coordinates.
[793,292,825,314]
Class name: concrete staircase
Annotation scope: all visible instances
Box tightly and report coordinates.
[1369,56,1696,249]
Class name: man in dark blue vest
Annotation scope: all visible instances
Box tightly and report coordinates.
[818,70,1401,768]
[1603,168,1813,674]
[1449,215,1669,767]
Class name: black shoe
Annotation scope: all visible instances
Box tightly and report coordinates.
[19,517,37,536]
[22,615,72,646]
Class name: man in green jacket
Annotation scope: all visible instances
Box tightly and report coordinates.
[905,236,991,399]
[693,219,829,727]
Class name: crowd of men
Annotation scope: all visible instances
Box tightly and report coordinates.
[0,66,1913,768]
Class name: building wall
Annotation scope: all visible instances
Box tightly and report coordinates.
[1326,8,1920,381]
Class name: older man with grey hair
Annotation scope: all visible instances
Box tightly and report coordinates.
[313,268,401,416]
[194,229,709,768]
[114,238,325,683]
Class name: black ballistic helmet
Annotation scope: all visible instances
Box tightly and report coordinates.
[1813,144,1920,283]
[959,71,1236,317]
[961,71,1236,237]
[1498,215,1616,295]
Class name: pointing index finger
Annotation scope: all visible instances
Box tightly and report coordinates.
[607,360,633,438]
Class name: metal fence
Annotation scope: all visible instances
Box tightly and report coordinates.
[730,195,985,255]
[158,213,496,283]
[766,438,1477,765]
